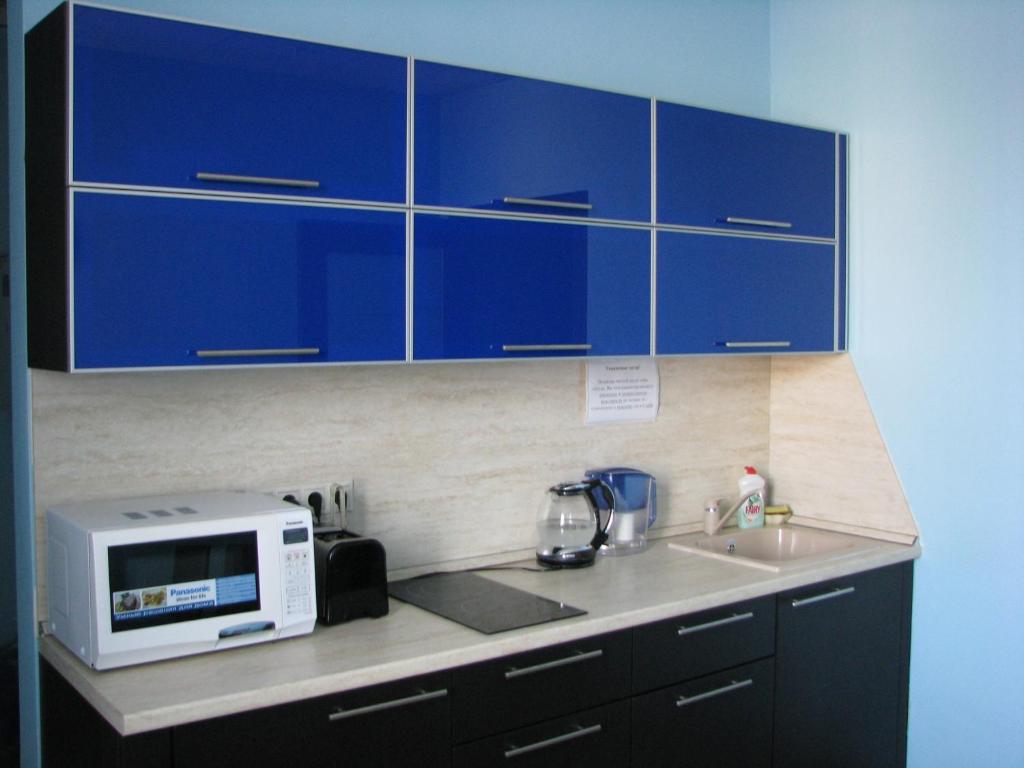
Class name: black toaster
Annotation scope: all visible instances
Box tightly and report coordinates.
[312,530,389,625]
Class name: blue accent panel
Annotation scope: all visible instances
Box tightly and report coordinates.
[656,232,835,353]
[838,133,848,350]
[72,193,406,368]
[72,5,407,203]
[414,214,649,359]
[415,61,650,222]
[657,102,836,239]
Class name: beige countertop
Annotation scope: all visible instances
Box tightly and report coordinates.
[40,529,920,736]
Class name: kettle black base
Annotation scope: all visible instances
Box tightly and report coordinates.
[536,545,598,568]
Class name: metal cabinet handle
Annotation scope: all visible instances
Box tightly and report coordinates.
[720,341,792,349]
[723,216,792,229]
[504,724,603,758]
[196,172,321,189]
[502,196,593,211]
[677,611,754,636]
[502,344,593,352]
[791,586,856,608]
[676,678,753,708]
[505,649,603,679]
[328,688,448,722]
[195,347,320,358]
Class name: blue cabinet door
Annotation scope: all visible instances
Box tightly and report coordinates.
[656,233,836,354]
[415,61,650,222]
[657,103,836,239]
[414,215,650,360]
[72,5,407,203]
[72,193,406,369]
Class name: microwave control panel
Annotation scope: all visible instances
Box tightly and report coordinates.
[282,527,314,618]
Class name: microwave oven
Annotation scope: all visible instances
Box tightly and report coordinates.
[46,490,317,670]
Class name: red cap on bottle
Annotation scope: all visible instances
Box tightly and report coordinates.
[745,466,757,474]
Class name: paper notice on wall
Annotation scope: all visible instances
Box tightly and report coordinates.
[586,359,660,424]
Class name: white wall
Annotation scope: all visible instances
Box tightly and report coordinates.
[770,1,1024,765]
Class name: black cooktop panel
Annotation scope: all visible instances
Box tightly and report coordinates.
[387,571,586,635]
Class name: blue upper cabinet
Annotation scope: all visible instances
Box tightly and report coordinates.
[414,215,650,360]
[415,61,651,222]
[656,232,836,354]
[72,193,406,369]
[657,103,837,239]
[72,5,407,203]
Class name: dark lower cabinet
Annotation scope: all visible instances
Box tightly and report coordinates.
[632,658,774,768]
[41,562,913,768]
[773,562,913,768]
[173,671,451,768]
[453,701,630,768]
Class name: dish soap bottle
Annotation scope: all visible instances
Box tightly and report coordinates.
[737,466,766,529]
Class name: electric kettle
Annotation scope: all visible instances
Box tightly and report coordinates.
[535,479,615,568]
[584,468,657,556]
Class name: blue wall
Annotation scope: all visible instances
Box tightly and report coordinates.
[770,2,1024,766]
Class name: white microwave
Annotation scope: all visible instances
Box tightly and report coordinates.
[46,490,316,670]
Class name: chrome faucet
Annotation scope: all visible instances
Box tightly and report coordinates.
[705,492,759,536]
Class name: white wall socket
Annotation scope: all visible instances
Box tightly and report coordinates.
[269,480,353,530]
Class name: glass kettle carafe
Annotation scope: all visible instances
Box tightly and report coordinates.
[535,479,615,568]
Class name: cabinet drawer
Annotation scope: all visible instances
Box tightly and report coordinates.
[452,700,630,768]
[451,630,631,743]
[71,5,406,203]
[62,192,406,370]
[657,101,837,239]
[173,671,451,768]
[631,658,774,768]
[415,61,650,222]
[414,214,650,360]
[633,595,774,693]
[656,232,836,355]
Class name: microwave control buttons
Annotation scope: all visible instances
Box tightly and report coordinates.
[284,547,312,616]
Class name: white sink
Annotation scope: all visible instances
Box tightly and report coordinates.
[669,525,880,572]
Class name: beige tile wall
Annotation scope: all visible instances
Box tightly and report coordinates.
[31,356,771,608]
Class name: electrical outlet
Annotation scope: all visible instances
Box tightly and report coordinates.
[269,480,352,529]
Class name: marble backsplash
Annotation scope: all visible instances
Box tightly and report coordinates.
[31,356,771,608]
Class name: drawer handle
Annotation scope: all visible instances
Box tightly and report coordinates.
[677,611,754,636]
[504,648,604,679]
[501,344,593,353]
[195,347,321,358]
[327,688,448,722]
[502,196,594,211]
[723,216,792,229]
[676,678,753,708]
[196,172,321,189]
[791,586,856,608]
[504,723,603,758]
[719,341,792,349]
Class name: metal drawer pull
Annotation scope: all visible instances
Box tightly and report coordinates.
[505,648,604,679]
[502,344,593,352]
[195,347,320,358]
[722,341,792,349]
[677,611,754,636]
[791,586,856,608]
[328,688,448,722]
[676,678,753,708]
[503,196,594,211]
[723,216,792,229]
[504,724,603,758]
[196,172,321,189]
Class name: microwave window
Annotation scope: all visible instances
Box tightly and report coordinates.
[108,531,261,633]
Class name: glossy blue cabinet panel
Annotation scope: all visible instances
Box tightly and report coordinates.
[415,61,650,222]
[72,5,406,202]
[656,233,835,354]
[72,193,406,369]
[657,103,836,239]
[414,215,650,360]
[837,134,848,349]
